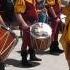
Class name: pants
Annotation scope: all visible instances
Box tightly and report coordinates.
[21,28,32,50]
[51,20,61,42]
[20,21,33,51]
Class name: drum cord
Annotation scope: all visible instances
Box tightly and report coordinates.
[30,35,50,50]
[0,29,8,40]
[0,31,10,52]
[0,30,16,57]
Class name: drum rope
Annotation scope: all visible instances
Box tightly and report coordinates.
[0,31,10,53]
[0,39,16,55]
[31,36,48,50]
[0,28,9,40]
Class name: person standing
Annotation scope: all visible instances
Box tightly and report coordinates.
[47,0,64,54]
[14,0,41,67]
[36,0,48,23]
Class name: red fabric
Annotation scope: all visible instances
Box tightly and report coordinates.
[21,28,31,49]
[20,21,32,49]
[22,0,38,23]
[51,20,60,41]
[21,0,38,49]
[52,0,61,15]
[47,0,61,42]
[47,0,61,18]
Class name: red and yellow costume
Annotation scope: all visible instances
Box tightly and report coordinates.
[47,0,62,41]
[14,0,41,66]
[15,0,38,50]
[47,0,63,53]
[15,0,38,22]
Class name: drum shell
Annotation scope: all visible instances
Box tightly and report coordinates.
[30,22,52,51]
[31,35,51,51]
[0,25,17,62]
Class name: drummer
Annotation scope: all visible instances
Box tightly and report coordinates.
[47,0,64,54]
[36,0,48,23]
[14,0,42,67]
[0,0,5,70]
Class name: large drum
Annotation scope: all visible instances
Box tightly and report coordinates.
[30,22,52,51]
[0,24,17,62]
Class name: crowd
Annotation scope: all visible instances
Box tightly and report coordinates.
[0,0,70,70]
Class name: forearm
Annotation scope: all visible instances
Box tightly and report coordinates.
[50,7,57,18]
[0,15,5,25]
[15,14,27,26]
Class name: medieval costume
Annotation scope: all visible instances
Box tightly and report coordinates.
[47,0,63,54]
[14,0,41,67]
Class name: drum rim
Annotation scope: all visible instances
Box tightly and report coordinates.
[30,22,52,39]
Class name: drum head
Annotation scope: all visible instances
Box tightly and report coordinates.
[30,22,52,51]
[30,22,52,39]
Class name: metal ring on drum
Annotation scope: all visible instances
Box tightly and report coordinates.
[30,22,52,51]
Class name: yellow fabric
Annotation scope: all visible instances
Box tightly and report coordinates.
[62,6,70,16]
[26,0,33,4]
[26,0,36,6]
[58,0,61,7]
[60,15,70,51]
[14,0,36,13]
[14,0,26,13]
[60,11,70,63]
[47,0,55,6]
[65,23,70,43]
[47,0,61,6]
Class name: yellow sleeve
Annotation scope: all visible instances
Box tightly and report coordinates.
[26,0,33,4]
[58,0,62,7]
[14,0,26,13]
[26,0,36,6]
[47,0,55,6]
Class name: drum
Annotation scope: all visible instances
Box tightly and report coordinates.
[0,24,17,62]
[30,22,52,51]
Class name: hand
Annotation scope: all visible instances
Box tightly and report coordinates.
[22,23,30,29]
[56,18,60,23]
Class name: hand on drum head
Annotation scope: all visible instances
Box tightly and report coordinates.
[22,23,30,30]
[55,18,61,23]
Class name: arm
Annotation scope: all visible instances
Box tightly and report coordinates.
[50,6,57,18]
[14,0,29,29]
[15,14,29,29]
[0,15,5,25]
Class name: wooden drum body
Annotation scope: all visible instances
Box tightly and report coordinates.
[30,22,52,51]
[31,36,51,51]
[0,25,17,62]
